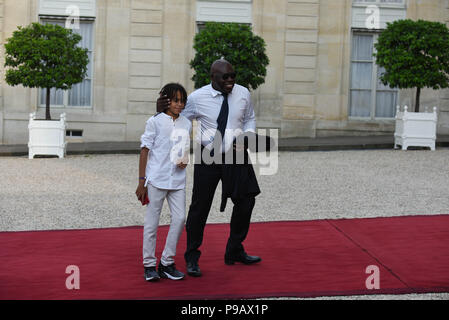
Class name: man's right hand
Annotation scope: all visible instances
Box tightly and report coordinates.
[157,94,170,113]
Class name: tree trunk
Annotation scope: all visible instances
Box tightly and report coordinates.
[415,87,421,113]
[45,87,51,120]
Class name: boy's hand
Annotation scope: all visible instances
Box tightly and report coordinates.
[135,183,147,203]
[176,154,189,169]
[177,162,187,169]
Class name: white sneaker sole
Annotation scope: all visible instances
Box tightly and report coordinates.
[145,277,160,281]
[160,271,184,281]
[144,274,160,282]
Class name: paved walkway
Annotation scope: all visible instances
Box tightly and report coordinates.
[1,135,449,156]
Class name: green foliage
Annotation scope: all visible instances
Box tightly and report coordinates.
[374,19,449,95]
[5,22,88,90]
[4,23,89,118]
[190,22,269,90]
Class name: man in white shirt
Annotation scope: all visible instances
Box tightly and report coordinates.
[157,60,262,277]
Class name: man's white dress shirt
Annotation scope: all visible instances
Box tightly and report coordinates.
[181,84,256,153]
[140,112,192,190]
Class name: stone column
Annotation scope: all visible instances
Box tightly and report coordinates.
[126,0,163,140]
[281,0,320,137]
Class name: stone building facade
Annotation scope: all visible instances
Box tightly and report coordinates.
[0,0,448,144]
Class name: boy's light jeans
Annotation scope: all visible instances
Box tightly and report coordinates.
[143,183,186,267]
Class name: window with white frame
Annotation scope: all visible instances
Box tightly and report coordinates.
[38,18,94,108]
[349,33,398,118]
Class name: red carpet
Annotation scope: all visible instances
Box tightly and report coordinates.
[1,215,449,299]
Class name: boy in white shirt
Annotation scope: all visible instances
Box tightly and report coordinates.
[136,83,192,282]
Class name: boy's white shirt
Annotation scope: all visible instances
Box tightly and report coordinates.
[140,112,192,190]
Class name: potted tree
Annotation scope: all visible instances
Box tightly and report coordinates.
[4,22,89,158]
[190,22,269,90]
[374,19,449,151]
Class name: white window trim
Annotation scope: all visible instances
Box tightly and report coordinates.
[38,16,95,110]
[349,32,400,121]
[352,0,406,9]
[352,0,407,9]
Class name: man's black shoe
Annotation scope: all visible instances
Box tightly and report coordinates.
[186,261,202,277]
[225,252,262,265]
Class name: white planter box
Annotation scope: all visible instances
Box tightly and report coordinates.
[394,106,437,151]
[28,112,67,159]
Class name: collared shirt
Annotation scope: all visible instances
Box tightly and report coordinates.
[181,84,256,153]
[140,113,192,190]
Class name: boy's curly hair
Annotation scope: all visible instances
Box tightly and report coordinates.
[160,83,188,105]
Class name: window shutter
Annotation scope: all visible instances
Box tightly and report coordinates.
[39,0,96,17]
[196,0,252,24]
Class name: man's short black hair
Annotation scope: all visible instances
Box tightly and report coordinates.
[210,59,232,77]
[160,83,188,104]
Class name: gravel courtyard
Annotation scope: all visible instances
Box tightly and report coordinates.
[1,149,448,231]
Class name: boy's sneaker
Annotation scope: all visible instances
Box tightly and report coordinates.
[144,266,160,282]
[158,262,185,280]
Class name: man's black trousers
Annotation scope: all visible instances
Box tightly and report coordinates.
[184,162,256,264]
